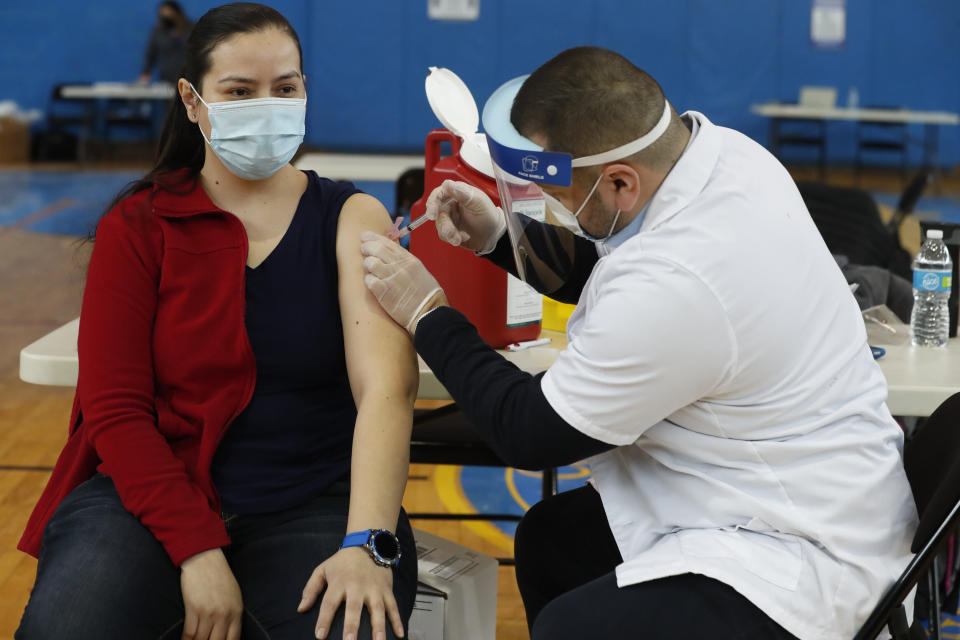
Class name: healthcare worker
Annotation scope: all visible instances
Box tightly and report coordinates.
[360,47,917,640]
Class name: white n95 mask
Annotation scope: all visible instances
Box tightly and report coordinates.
[191,83,306,181]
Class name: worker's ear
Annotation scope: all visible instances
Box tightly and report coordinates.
[601,163,645,213]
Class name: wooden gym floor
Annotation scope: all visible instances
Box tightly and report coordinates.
[1,161,959,639]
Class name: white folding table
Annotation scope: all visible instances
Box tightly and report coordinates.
[19,318,960,417]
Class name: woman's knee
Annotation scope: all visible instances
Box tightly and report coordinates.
[17,573,183,640]
[17,475,183,638]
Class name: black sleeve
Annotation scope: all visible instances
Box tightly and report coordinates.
[481,222,600,305]
[142,30,158,74]
[415,306,615,471]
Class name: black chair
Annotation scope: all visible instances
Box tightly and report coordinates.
[770,117,828,179]
[392,167,424,249]
[37,83,97,163]
[797,180,914,281]
[886,168,932,236]
[395,167,425,217]
[102,98,160,153]
[854,392,960,639]
[855,107,910,184]
[409,403,558,564]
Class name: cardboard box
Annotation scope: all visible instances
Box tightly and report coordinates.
[0,116,30,164]
[409,528,498,640]
[408,582,446,640]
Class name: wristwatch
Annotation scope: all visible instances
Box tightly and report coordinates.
[340,529,402,567]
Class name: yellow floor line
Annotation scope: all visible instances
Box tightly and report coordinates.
[433,465,517,553]
[505,469,531,512]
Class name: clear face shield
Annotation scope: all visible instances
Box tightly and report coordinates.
[481,74,672,292]
[481,75,577,292]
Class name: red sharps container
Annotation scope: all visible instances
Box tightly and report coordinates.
[409,67,542,348]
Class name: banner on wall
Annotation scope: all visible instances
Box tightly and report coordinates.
[811,0,846,49]
[428,0,479,21]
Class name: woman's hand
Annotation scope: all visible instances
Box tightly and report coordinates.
[180,548,244,640]
[299,546,404,640]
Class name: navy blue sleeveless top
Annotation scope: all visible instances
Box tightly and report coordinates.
[212,171,362,514]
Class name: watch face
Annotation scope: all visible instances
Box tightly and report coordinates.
[372,530,400,560]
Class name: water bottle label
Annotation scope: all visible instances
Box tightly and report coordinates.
[913,269,952,292]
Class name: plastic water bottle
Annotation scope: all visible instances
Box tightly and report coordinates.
[910,229,953,347]
[847,87,859,109]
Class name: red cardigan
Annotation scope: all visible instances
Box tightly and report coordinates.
[19,175,258,566]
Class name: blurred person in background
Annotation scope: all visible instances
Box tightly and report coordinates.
[139,1,193,85]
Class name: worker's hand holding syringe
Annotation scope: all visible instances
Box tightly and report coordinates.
[369,179,504,334]
[393,180,505,253]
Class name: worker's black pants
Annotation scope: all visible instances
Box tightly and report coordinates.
[514,485,800,640]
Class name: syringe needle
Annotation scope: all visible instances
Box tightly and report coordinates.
[394,214,432,239]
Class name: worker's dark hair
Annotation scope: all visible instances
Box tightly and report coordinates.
[93,3,303,237]
[511,46,687,179]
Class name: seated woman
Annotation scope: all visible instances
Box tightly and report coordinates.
[16,4,417,640]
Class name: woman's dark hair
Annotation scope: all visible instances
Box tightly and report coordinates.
[96,3,303,231]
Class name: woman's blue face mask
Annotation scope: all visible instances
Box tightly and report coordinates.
[191,83,306,181]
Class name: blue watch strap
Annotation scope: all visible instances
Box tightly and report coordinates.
[341,529,373,549]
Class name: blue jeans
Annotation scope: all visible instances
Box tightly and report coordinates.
[17,474,418,640]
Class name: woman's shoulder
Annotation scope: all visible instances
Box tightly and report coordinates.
[302,170,361,202]
[95,185,165,261]
[303,171,393,217]
[100,187,155,231]
[101,170,202,229]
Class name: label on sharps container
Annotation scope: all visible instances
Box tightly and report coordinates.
[913,269,952,292]
[506,273,543,328]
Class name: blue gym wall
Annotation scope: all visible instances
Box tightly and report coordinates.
[1,0,958,166]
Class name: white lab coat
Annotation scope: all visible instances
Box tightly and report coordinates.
[541,112,917,639]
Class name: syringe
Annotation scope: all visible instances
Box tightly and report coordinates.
[392,214,433,240]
